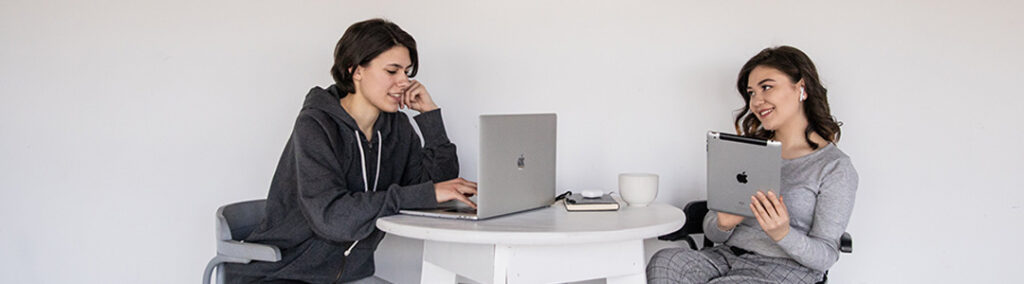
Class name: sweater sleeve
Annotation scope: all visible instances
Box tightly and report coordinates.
[776,158,858,272]
[703,210,735,243]
[291,113,437,242]
[401,109,460,185]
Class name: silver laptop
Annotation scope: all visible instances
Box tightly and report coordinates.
[706,131,781,218]
[400,113,557,220]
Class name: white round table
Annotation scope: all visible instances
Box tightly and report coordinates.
[376,202,684,284]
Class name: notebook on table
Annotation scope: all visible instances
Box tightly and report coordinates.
[563,193,620,211]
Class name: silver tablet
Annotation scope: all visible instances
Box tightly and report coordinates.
[706,131,781,218]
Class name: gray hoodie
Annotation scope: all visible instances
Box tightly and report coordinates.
[226,85,458,283]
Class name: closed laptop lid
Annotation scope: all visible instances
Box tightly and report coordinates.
[476,113,557,219]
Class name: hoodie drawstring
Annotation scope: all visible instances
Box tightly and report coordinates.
[354,130,382,192]
[343,130,381,271]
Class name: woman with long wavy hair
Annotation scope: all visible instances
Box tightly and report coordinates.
[648,46,858,284]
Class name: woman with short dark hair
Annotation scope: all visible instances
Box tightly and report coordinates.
[226,18,477,283]
[648,46,858,284]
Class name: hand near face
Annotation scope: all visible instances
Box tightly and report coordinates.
[402,80,438,113]
[749,190,790,242]
[434,178,478,209]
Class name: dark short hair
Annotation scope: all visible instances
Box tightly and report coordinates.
[330,18,418,94]
[734,46,842,149]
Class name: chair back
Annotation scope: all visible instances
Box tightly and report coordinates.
[658,200,712,249]
[205,199,279,284]
[216,199,267,241]
[680,200,708,235]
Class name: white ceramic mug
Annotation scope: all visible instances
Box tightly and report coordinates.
[619,173,658,207]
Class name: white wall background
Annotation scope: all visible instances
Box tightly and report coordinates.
[2,0,1021,283]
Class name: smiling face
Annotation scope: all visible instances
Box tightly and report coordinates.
[352,46,413,113]
[746,65,806,131]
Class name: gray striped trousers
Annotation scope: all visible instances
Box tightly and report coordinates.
[646,245,823,284]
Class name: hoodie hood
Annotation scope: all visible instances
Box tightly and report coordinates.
[303,84,394,138]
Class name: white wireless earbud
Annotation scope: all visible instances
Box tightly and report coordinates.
[799,87,806,101]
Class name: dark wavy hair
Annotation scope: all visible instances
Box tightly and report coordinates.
[330,18,418,94]
[734,46,842,149]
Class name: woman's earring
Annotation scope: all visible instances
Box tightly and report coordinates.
[799,87,806,102]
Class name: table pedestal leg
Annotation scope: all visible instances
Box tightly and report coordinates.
[421,259,457,284]
[502,239,646,284]
[423,240,501,283]
[420,239,647,284]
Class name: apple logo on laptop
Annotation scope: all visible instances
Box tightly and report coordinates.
[516,154,526,170]
[736,171,748,184]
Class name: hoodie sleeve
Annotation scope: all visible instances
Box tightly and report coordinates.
[290,112,437,242]
[401,109,460,185]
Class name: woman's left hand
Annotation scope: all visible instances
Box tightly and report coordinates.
[402,79,438,113]
[750,190,790,242]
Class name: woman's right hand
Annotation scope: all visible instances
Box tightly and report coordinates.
[402,80,439,113]
[716,211,744,231]
[434,178,478,209]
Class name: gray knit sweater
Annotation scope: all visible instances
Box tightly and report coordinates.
[704,143,858,272]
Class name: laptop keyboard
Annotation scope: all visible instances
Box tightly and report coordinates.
[444,207,477,214]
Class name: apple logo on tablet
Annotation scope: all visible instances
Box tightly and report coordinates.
[736,171,749,184]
